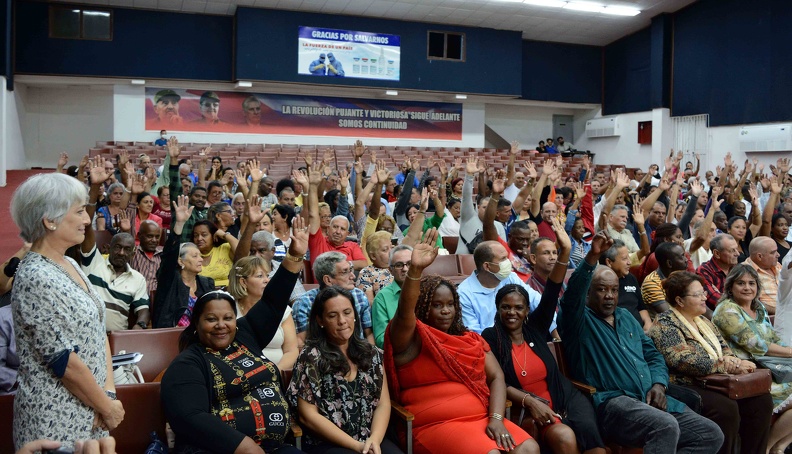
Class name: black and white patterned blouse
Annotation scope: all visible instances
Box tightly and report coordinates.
[12,253,108,450]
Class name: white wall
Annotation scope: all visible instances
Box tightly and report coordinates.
[573,109,654,168]
[113,85,486,148]
[709,124,791,174]
[20,84,114,168]
[484,103,578,149]
[0,78,28,183]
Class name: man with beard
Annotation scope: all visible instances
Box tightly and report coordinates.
[152,89,182,125]
[130,220,164,297]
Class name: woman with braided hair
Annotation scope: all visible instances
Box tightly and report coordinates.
[384,228,538,454]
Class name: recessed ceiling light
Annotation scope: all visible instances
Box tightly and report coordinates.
[455,94,468,99]
[602,6,640,16]
[523,0,567,7]
[563,1,605,12]
[235,81,253,88]
[385,90,398,96]
[130,79,145,85]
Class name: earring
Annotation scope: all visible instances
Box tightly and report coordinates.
[49,225,57,231]
[320,325,324,328]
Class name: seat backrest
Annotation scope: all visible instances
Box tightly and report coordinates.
[108,327,183,382]
[110,383,167,453]
[457,254,476,276]
[441,236,458,254]
[421,254,459,277]
[0,394,13,454]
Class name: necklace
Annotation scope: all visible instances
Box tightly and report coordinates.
[511,342,529,377]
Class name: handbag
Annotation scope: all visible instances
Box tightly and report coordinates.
[755,356,792,383]
[696,369,771,399]
[112,350,145,385]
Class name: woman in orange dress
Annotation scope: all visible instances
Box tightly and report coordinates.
[383,229,538,454]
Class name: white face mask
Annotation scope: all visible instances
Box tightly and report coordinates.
[161,133,167,138]
[488,259,512,281]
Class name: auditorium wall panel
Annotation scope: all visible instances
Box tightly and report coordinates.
[14,1,232,81]
[3,80,27,173]
[19,85,114,168]
[602,27,651,116]
[485,103,580,148]
[234,8,522,96]
[521,40,601,104]
[672,0,792,126]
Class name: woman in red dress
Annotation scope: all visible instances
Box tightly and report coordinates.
[384,229,538,454]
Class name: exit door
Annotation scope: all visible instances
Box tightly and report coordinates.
[552,115,574,145]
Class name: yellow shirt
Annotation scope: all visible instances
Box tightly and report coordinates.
[199,243,233,287]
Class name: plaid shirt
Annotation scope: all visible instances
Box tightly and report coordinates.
[130,246,163,297]
[169,164,207,242]
[697,259,728,310]
[744,257,782,313]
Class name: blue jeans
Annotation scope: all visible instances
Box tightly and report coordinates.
[597,396,724,454]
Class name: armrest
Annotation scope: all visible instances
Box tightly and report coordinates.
[291,422,303,438]
[390,401,414,421]
[571,380,596,396]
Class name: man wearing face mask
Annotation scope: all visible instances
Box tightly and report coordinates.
[154,130,168,146]
[457,240,558,338]
[325,52,345,77]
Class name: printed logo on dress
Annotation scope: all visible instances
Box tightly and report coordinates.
[623,285,637,293]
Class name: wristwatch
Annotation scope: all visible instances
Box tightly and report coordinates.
[136,321,148,329]
[105,390,117,400]
[284,252,302,263]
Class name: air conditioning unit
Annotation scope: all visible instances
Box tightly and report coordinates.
[738,124,792,152]
[585,117,621,138]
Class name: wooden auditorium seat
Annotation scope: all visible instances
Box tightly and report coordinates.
[420,254,460,277]
[108,327,183,382]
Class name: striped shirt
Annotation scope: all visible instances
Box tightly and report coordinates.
[81,246,149,331]
[641,269,667,318]
[129,246,163,297]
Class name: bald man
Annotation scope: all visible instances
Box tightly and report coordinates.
[536,201,558,242]
[559,231,724,452]
[745,236,782,314]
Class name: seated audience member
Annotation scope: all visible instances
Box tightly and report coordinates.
[289,287,401,454]
[228,255,298,371]
[684,189,721,269]
[526,236,570,296]
[712,263,792,453]
[401,188,445,249]
[601,240,652,333]
[152,196,215,328]
[151,186,173,230]
[293,251,374,348]
[130,220,163,297]
[771,214,790,262]
[559,231,724,452]
[126,189,164,244]
[544,138,558,154]
[272,204,296,262]
[372,245,412,348]
[96,182,127,235]
[568,217,591,269]
[482,223,606,454]
[555,136,573,153]
[603,205,642,254]
[437,197,461,241]
[458,157,507,255]
[697,233,740,311]
[193,219,237,287]
[161,225,307,454]
[83,176,150,330]
[167,142,209,242]
[357,230,394,301]
[744,236,782,315]
[0,303,18,395]
[728,215,756,263]
[295,165,367,270]
[384,230,540,454]
[457,240,555,337]
[635,223,694,284]
[536,202,558,242]
[649,271,772,454]
[641,242,690,318]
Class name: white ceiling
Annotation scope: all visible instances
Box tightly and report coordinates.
[47,0,698,46]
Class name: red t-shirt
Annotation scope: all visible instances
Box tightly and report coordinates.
[536,220,557,242]
[308,229,366,265]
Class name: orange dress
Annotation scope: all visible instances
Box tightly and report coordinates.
[387,321,531,454]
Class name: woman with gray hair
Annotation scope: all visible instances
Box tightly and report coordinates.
[10,172,124,449]
[95,181,128,234]
[152,195,215,328]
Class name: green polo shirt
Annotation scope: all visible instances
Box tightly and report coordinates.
[559,260,684,413]
[372,281,401,348]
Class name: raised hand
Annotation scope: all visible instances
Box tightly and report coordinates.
[308,161,325,186]
[492,169,506,194]
[744,161,753,175]
[542,158,556,177]
[117,210,131,232]
[304,153,313,168]
[771,175,783,194]
[117,150,129,168]
[465,156,478,175]
[582,154,591,170]
[322,148,334,166]
[523,161,538,179]
[292,169,309,188]
[747,186,758,204]
[689,180,703,197]
[436,158,448,176]
[353,160,364,175]
[510,140,520,155]
[89,156,110,186]
[778,158,791,174]
[724,152,733,169]
[710,186,723,208]
[426,157,435,171]
[235,169,248,190]
[289,215,309,257]
[454,157,463,171]
[247,159,264,182]
[370,149,378,165]
[339,168,350,190]
[551,216,571,253]
[57,152,69,168]
[589,230,613,256]
[375,160,391,184]
[410,228,439,271]
[419,187,430,212]
[632,208,645,226]
[173,194,194,223]
[130,173,146,195]
[659,177,672,192]
[476,157,487,174]
[615,169,630,189]
[675,150,683,163]
[353,139,366,159]
[573,181,586,200]
[167,137,180,159]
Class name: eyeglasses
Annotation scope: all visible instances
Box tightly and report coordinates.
[335,263,354,277]
[685,291,708,299]
[391,261,411,269]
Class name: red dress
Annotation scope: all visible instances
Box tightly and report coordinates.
[385,321,531,454]
[513,342,561,435]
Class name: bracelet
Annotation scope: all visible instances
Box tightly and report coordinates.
[405,274,421,281]
[639,231,647,235]
[521,393,531,408]
[284,253,303,263]
[490,413,504,421]
[556,261,569,267]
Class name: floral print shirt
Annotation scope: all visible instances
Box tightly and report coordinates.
[356,266,393,298]
[712,298,782,359]
[288,345,384,448]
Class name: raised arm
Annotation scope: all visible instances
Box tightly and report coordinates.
[483,170,506,242]
[82,157,114,253]
[598,169,630,230]
[747,185,762,237]
[678,180,703,236]
[504,141,519,187]
[759,177,782,238]
[641,175,671,218]
[460,157,478,224]
[197,147,210,189]
[528,216,571,333]
[531,159,554,217]
[632,207,650,260]
[513,162,537,214]
[690,187,722,254]
[388,229,439,358]
[305,158,325,236]
[402,188,428,248]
